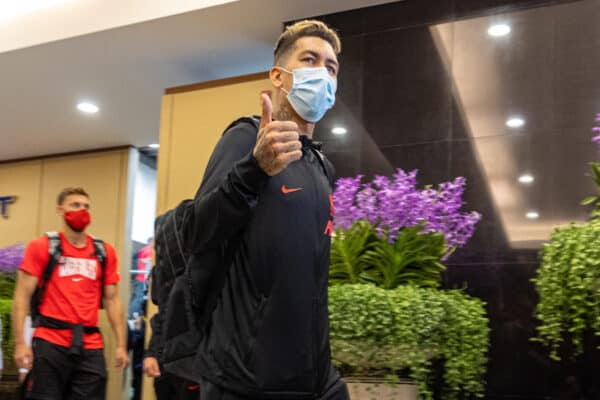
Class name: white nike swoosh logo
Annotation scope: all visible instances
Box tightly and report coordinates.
[72,278,83,282]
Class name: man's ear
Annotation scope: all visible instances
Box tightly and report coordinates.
[270,66,284,89]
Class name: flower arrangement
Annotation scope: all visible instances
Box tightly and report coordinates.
[330,170,481,288]
[328,169,488,399]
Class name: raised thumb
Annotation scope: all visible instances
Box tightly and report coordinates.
[259,92,272,130]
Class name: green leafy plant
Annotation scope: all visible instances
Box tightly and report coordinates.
[532,154,600,361]
[0,273,16,299]
[330,222,448,288]
[0,299,15,372]
[580,162,600,218]
[0,245,20,372]
[329,284,489,400]
[329,221,377,285]
[532,219,600,360]
[361,227,447,289]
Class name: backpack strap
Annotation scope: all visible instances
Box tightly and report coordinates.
[91,236,107,269]
[91,236,107,307]
[310,147,335,190]
[249,115,260,130]
[47,231,61,257]
[221,115,260,137]
[31,232,63,326]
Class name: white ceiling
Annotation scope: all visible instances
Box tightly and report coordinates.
[0,0,237,53]
[0,0,396,161]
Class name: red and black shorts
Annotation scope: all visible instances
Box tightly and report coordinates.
[25,338,107,400]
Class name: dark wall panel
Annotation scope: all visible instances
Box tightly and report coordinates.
[311,0,600,398]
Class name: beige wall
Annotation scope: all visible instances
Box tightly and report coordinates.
[156,74,270,212]
[0,160,43,246]
[0,147,137,400]
[142,73,269,400]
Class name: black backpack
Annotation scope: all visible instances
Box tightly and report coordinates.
[152,200,197,381]
[30,232,107,327]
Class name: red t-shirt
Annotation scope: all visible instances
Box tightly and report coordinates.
[135,244,152,283]
[19,233,120,349]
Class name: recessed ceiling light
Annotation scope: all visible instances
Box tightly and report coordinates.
[488,24,511,37]
[332,127,347,135]
[148,144,160,149]
[506,117,525,128]
[518,174,535,184]
[77,102,99,114]
[526,211,540,220]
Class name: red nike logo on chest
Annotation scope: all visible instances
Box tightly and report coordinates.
[281,185,303,194]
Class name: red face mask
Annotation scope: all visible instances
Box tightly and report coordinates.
[64,209,91,232]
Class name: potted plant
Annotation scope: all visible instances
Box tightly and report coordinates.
[328,170,489,400]
[532,123,600,361]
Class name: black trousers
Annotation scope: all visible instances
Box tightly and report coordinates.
[25,339,106,400]
[199,378,350,400]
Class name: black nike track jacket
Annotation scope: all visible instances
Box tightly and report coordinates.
[185,117,340,399]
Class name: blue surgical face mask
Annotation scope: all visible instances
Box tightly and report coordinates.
[279,66,337,123]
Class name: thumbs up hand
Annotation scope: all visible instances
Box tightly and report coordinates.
[253,92,302,176]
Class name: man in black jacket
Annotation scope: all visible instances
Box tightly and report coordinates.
[187,20,347,400]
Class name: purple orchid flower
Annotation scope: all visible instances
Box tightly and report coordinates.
[333,170,481,247]
[0,243,25,273]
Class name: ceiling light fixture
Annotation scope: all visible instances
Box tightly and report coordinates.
[506,117,525,128]
[0,0,72,20]
[332,127,347,135]
[487,24,511,37]
[518,174,535,184]
[526,211,540,220]
[77,102,99,114]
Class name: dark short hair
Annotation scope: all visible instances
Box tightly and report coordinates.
[274,20,341,65]
[57,187,89,205]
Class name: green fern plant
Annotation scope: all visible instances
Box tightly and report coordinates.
[330,222,448,288]
[361,226,448,289]
[329,220,377,285]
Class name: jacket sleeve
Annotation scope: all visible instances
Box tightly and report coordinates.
[145,267,163,359]
[145,312,163,359]
[184,121,269,253]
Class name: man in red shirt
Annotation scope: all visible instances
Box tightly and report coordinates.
[129,238,152,317]
[12,187,129,400]
[135,239,152,283]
